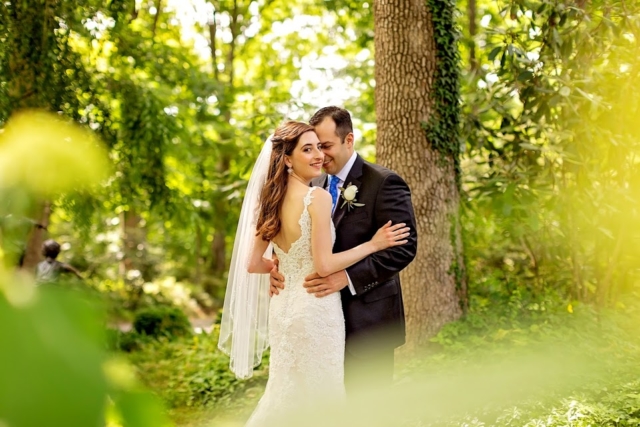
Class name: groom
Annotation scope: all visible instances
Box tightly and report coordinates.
[270,106,418,391]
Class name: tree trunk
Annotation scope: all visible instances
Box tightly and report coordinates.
[194,222,202,285]
[207,0,241,277]
[598,229,624,306]
[6,0,42,109]
[150,0,163,40]
[21,201,51,271]
[120,209,145,276]
[468,0,478,72]
[374,0,465,351]
[208,10,219,81]
[8,1,55,272]
[211,229,226,274]
[119,209,147,309]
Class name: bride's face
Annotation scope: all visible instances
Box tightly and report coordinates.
[287,131,324,181]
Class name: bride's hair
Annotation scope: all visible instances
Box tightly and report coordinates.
[256,121,315,241]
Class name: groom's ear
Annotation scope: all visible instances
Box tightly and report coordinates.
[345,132,354,147]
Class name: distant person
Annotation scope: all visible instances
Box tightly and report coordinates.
[35,239,82,284]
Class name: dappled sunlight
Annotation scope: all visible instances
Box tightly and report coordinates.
[460,0,640,307]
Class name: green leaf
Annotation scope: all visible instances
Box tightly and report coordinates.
[517,70,534,82]
[488,46,502,61]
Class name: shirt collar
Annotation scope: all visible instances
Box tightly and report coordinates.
[333,151,357,183]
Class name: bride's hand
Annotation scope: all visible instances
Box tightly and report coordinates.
[371,220,410,251]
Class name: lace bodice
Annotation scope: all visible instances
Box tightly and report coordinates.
[271,187,336,283]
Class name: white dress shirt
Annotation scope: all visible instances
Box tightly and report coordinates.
[326,151,358,295]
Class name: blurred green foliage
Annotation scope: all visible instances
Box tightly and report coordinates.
[125,327,268,416]
[1,0,380,306]
[0,279,173,427]
[133,306,193,339]
[0,285,107,427]
[457,0,640,305]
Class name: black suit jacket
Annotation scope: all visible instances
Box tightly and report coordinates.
[312,154,418,356]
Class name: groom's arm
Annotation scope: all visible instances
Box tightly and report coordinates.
[346,173,418,295]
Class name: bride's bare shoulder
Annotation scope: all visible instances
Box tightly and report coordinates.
[310,186,331,201]
[308,187,332,214]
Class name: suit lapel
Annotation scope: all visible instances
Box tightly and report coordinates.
[333,155,364,229]
[311,174,328,188]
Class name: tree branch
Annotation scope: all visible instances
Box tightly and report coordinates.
[151,0,163,41]
[208,9,218,80]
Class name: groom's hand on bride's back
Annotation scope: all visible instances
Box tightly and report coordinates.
[303,270,348,298]
[269,259,285,296]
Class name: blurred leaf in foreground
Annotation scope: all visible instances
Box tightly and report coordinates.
[0,283,107,427]
[0,110,111,196]
[0,275,174,427]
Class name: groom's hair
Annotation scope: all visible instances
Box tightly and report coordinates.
[309,106,353,143]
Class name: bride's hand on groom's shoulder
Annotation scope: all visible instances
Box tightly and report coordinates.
[269,260,285,296]
[371,221,411,251]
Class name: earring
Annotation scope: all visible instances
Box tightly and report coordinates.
[287,167,293,174]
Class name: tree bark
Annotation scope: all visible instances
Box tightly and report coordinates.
[374,0,464,350]
[207,1,242,276]
[120,209,145,276]
[21,201,51,271]
[598,229,624,306]
[6,0,41,109]
[208,10,219,81]
[151,0,163,40]
[8,1,53,271]
[211,229,226,273]
[468,0,478,72]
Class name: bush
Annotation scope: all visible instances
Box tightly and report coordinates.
[133,306,192,339]
[106,328,147,353]
[125,328,268,415]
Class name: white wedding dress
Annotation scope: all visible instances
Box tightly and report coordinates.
[245,187,346,426]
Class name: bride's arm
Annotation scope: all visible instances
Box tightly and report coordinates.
[247,235,274,274]
[309,189,407,277]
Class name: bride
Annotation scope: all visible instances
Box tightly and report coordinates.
[218,121,410,425]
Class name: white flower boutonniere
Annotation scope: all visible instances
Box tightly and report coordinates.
[339,182,365,211]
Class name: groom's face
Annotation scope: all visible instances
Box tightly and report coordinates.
[314,117,354,175]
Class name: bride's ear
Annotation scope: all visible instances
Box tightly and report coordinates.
[284,156,292,169]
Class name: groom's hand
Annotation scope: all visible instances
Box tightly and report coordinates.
[303,270,348,297]
[269,260,285,296]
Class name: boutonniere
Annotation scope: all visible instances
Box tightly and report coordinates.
[339,182,365,211]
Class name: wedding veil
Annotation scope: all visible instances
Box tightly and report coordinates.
[218,137,273,379]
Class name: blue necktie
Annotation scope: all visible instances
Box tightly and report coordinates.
[328,175,340,211]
